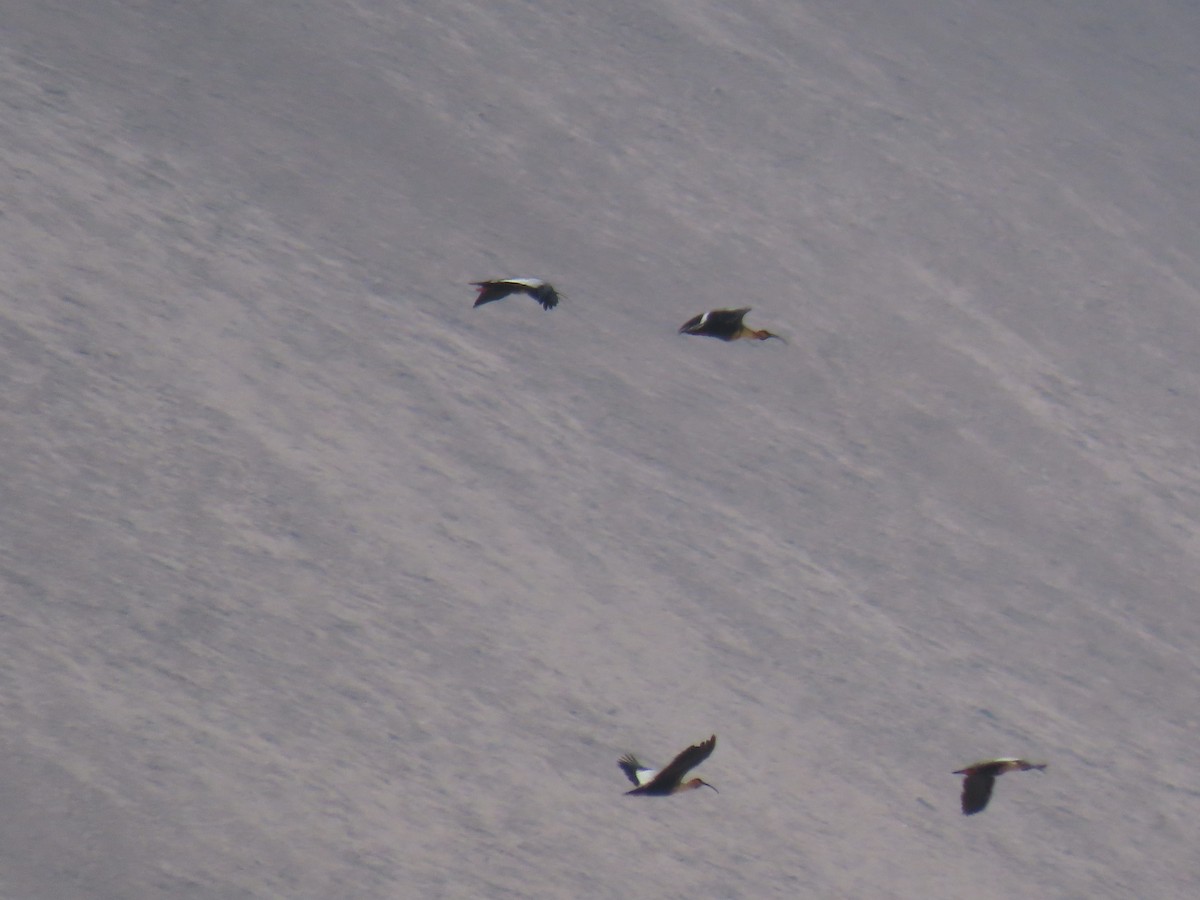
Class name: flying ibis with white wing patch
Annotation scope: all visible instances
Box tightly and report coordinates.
[618,735,718,796]
[470,278,562,310]
[678,307,783,342]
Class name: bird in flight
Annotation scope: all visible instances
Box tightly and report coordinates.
[678,307,784,342]
[954,758,1047,815]
[471,278,562,310]
[618,735,718,796]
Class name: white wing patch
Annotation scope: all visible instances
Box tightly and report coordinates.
[633,766,657,786]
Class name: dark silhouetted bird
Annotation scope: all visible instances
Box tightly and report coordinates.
[954,758,1047,815]
[471,278,561,310]
[678,307,783,341]
[618,735,718,796]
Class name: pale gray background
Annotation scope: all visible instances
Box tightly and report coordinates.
[2,1,1198,897]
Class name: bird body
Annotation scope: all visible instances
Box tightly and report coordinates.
[678,307,782,342]
[618,735,718,796]
[954,758,1047,815]
[471,277,561,310]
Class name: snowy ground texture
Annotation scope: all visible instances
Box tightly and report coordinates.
[2,1,1199,897]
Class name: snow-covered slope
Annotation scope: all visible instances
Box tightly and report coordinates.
[2,1,1198,896]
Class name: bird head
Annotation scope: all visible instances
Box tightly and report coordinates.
[751,329,786,343]
[686,778,718,793]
